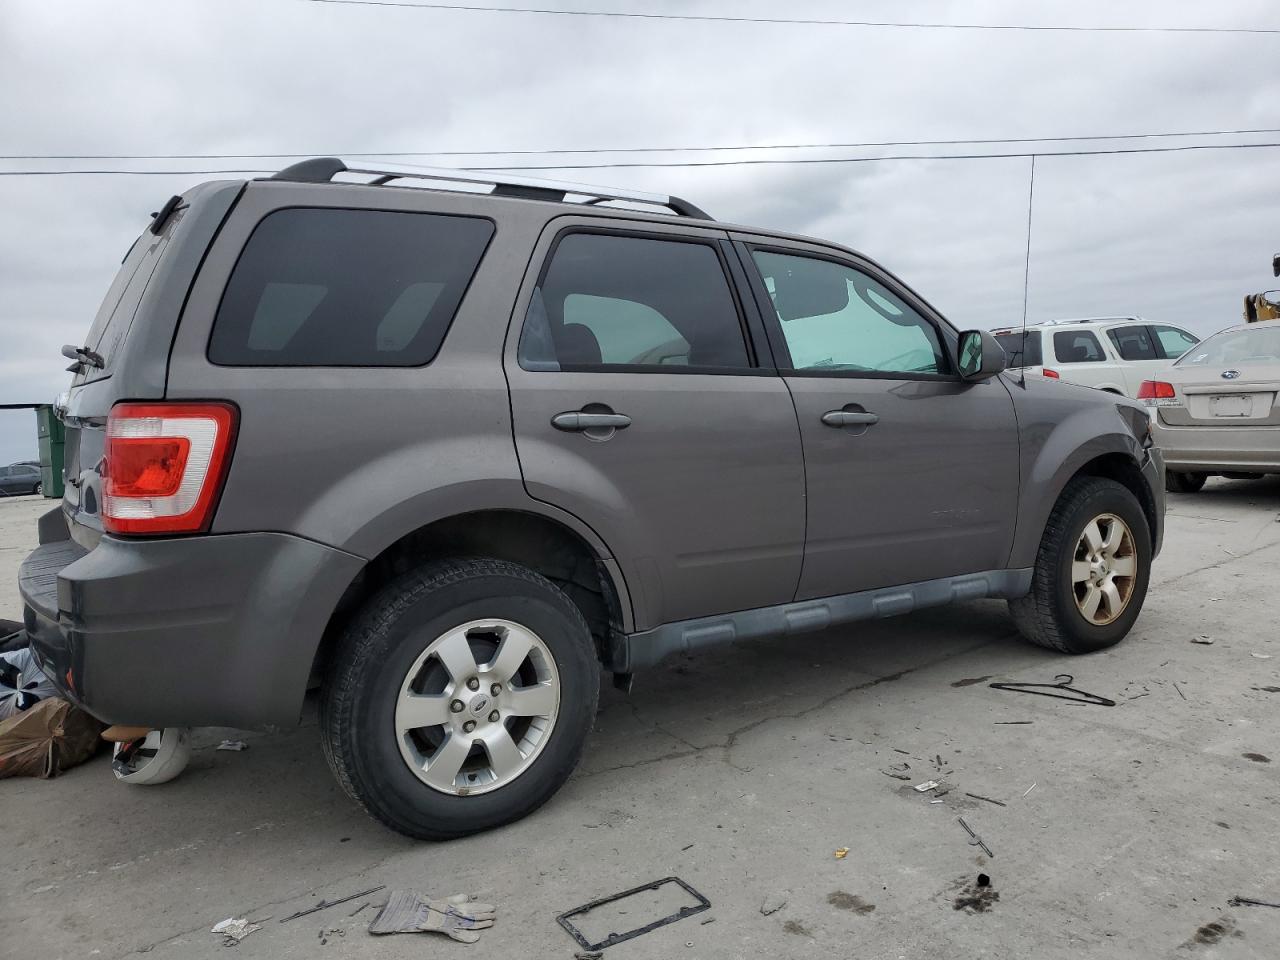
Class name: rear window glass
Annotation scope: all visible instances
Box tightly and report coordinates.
[993,331,1042,368]
[209,208,494,366]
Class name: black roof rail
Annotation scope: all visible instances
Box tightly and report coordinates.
[267,157,712,220]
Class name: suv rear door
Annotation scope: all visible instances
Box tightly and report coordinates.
[735,237,1020,599]
[504,219,805,630]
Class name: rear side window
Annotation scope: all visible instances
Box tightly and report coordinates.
[993,331,1042,368]
[519,232,750,370]
[1053,330,1105,363]
[209,208,493,366]
[1106,325,1158,361]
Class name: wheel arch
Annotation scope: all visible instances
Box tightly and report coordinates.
[308,507,633,696]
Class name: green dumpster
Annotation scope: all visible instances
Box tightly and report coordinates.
[34,404,64,499]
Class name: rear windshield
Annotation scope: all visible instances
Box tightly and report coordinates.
[208,208,494,366]
[78,219,177,382]
[1177,325,1280,367]
[993,331,1042,368]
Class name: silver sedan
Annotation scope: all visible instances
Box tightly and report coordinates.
[1143,323,1280,492]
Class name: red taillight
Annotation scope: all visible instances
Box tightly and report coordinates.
[1041,368,1060,379]
[103,402,238,535]
[1137,380,1175,400]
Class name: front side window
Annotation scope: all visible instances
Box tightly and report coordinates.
[519,233,750,370]
[209,208,494,366]
[993,331,1043,368]
[751,250,945,375]
[1153,325,1199,360]
[1053,330,1105,364]
[1107,325,1158,361]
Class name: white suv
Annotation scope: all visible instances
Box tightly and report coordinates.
[992,318,1200,397]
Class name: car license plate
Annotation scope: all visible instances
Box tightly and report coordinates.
[1210,394,1252,417]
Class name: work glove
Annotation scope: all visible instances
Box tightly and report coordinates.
[369,890,496,943]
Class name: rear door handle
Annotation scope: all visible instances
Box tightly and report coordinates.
[821,410,879,428]
[551,411,633,432]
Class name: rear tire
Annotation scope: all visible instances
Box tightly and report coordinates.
[1165,471,1207,493]
[321,558,599,840]
[1009,477,1151,654]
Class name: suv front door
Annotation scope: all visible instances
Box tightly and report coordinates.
[505,221,806,630]
[738,239,1020,600]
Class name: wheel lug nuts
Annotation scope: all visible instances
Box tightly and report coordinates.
[463,720,476,733]
[467,677,480,691]
[490,683,501,696]
[450,700,464,713]
[488,710,500,723]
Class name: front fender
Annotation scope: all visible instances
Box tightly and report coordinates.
[1009,382,1148,568]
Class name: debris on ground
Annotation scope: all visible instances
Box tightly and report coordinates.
[0,698,103,779]
[1252,653,1273,660]
[989,674,1116,707]
[1192,635,1215,645]
[318,926,346,945]
[0,647,58,719]
[216,739,249,751]
[1022,782,1037,798]
[834,847,850,859]
[956,817,994,858]
[1229,896,1280,908]
[1184,916,1238,947]
[1242,753,1271,763]
[950,676,992,687]
[881,762,912,781]
[964,792,1007,807]
[557,877,709,951]
[914,779,941,792]
[952,874,999,913]
[1253,686,1280,693]
[211,917,261,944]
[759,894,787,916]
[574,952,604,960]
[369,891,496,943]
[281,885,386,923]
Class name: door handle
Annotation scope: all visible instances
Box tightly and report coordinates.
[551,411,633,432]
[821,410,879,428]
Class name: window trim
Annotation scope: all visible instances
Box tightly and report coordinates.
[518,225,770,376]
[205,205,497,369]
[738,241,961,381]
[1052,328,1107,364]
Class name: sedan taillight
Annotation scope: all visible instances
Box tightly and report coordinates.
[1136,380,1180,407]
[103,402,238,535]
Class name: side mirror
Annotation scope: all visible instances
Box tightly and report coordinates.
[957,329,1008,381]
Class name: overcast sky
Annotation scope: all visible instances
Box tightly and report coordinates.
[2,0,1279,463]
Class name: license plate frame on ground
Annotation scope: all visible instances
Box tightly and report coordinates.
[556,876,711,951]
[1209,394,1252,417]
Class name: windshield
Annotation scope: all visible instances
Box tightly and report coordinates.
[1176,325,1280,367]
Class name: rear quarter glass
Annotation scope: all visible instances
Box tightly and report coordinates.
[207,207,494,367]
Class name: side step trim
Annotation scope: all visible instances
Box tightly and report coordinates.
[609,568,1033,672]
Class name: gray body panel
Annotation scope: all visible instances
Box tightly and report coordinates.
[19,170,1165,727]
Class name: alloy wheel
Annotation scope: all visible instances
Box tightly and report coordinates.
[1071,513,1138,626]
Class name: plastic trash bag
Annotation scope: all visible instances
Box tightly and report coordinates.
[0,647,59,720]
[0,698,103,779]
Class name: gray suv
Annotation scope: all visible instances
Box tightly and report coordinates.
[18,159,1164,839]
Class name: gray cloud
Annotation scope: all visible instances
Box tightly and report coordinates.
[2,0,1279,461]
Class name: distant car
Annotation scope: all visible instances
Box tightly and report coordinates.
[0,463,42,497]
[992,318,1200,397]
[1143,323,1280,492]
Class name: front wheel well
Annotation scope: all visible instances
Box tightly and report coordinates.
[1069,453,1157,549]
[310,510,624,688]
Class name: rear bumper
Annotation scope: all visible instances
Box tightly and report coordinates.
[1153,422,1280,473]
[19,512,363,728]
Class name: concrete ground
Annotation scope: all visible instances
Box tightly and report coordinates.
[2,482,1278,960]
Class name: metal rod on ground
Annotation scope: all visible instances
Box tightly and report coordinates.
[280,885,386,923]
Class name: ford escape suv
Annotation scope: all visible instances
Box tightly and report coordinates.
[19,159,1164,839]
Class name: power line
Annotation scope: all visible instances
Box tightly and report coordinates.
[3,140,1280,176]
[301,0,1280,35]
[5,126,1280,161]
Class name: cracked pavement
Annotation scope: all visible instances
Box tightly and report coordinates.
[2,479,1278,959]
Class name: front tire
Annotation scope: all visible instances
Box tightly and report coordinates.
[1009,477,1152,654]
[321,559,599,840]
[1165,471,1206,493]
